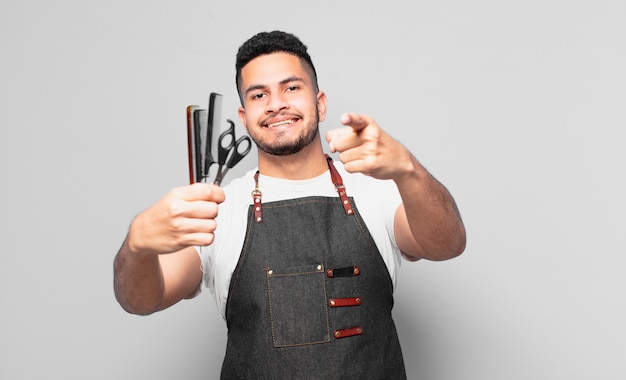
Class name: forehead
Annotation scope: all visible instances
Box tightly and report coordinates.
[240,52,310,87]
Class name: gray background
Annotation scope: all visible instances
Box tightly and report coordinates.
[1,1,625,379]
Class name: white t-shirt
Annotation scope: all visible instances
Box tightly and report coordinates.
[197,162,404,319]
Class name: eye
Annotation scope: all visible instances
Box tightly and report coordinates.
[286,85,299,92]
[250,92,265,100]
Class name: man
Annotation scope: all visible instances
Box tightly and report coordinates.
[114,30,466,378]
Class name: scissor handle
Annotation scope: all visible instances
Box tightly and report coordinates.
[226,136,252,168]
[217,120,236,165]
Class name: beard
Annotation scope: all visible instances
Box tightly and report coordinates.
[252,125,319,156]
[248,102,321,156]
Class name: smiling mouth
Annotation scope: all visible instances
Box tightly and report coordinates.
[266,119,296,128]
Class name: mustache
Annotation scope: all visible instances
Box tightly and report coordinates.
[260,112,302,126]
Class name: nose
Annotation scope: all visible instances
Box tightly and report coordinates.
[264,92,289,114]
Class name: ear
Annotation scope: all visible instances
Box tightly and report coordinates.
[317,91,328,122]
[238,106,248,132]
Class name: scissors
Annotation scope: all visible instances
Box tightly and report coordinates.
[213,119,252,186]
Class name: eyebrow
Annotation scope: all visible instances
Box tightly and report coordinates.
[245,75,305,95]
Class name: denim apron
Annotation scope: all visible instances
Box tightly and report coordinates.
[220,157,406,379]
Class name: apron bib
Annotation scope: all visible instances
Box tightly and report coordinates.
[221,157,406,379]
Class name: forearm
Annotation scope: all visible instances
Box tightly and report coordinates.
[113,235,165,315]
[395,155,466,260]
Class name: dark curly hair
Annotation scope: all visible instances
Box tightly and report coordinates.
[235,31,319,104]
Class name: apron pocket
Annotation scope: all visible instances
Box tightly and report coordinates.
[266,264,330,347]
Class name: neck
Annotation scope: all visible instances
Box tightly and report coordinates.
[257,140,328,180]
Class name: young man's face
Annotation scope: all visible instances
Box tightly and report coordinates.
[238,52,327,156]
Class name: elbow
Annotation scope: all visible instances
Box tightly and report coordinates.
[114,283,162,316]
[440,223,466,260]
[448,223,467,258]
[115,294,160,316]
[126,308,158,316]
[417,224,467,262]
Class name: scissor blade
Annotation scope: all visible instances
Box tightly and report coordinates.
[213,166,227,186]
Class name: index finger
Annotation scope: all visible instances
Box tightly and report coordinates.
[173,183,225,203]
[340,113,372,133]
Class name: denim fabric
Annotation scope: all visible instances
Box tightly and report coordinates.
[221,188,406,379]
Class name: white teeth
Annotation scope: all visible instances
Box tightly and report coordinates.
[268,119,294,128]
